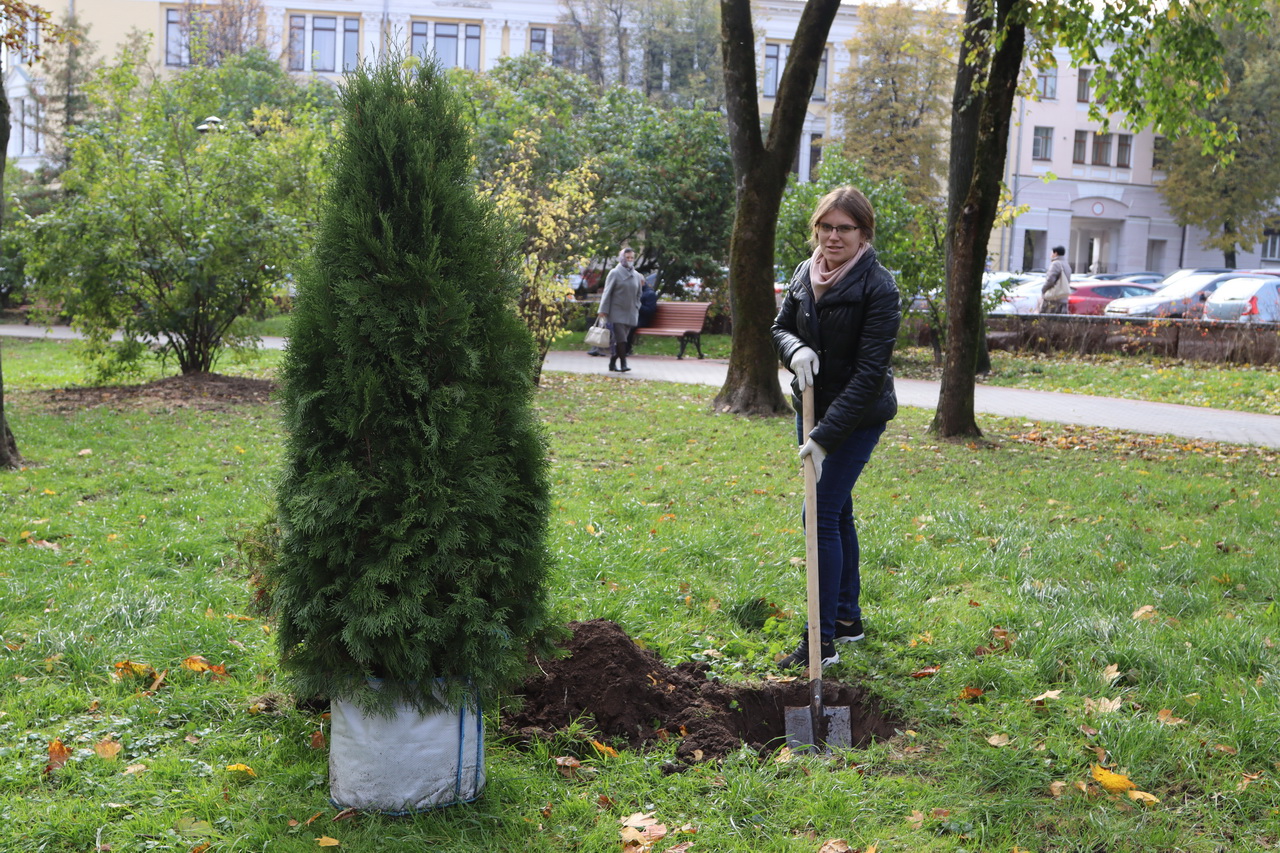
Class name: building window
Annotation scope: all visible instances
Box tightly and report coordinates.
[408,21,427,59]
[311,16,336,72]
[16,98,40,154]
[434,23,458,67]
[530,27,547,53]
[763,43,782,98]
[810,133,823,174]
[343,18,359,72]
[1092,132,1112,166]
[1262,231,1280,261]
[165,8,212,66]
[1077,68,1092,103]
[1152,136,1170,171]
[288,15,305,70]
[1035,68,1056,100]
[465,23,481,70]
[812,49,827,101]
[1073,130,1087,164]
[1116,133,1132,168]
[1032,126,1052,160]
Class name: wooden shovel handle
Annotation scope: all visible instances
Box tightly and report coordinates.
[802,387,823,685]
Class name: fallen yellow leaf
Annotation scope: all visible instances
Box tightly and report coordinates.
[94,739,122,760]
[225,763,257,777]
[1029,689,1062,703]
[1156,709,1186,726]
[1049,780,1067,798]
[1091,764,1136,793]
[1128,790,1160,805]
[988,734,1011,747]
[1101,664,1121,685]
[316,837,341,847]
[817,840,852,853]
[591,739,618,758]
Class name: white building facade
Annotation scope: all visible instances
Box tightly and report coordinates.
[7,0,857,182]
[992,47,1273,275]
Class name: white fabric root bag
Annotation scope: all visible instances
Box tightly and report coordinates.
[329,686,485,814]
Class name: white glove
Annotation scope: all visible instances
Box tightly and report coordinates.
[799,437,827,483]
[789,346,820,391]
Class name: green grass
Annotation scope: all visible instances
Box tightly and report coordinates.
[897,346,1280,415]
[2,341,1279,851]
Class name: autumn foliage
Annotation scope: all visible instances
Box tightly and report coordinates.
[268,57,552,713]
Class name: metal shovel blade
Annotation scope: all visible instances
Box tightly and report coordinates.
[783,703,852,753]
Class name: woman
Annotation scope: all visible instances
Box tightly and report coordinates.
[771,186,901,669]
[597,248,644,373]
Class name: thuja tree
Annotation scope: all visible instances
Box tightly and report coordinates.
[269,58,552,713]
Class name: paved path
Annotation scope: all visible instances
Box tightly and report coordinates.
[543,350,1280,449]
[5,324,1279,448]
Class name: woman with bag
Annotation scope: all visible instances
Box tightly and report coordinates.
[771,186,901,669]
[596,247,644,373]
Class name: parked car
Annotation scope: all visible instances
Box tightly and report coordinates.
[989,277,1047,314]
[1067,280,1160,315]
[1090,271,1162,282]
[1103,270,1236,319]
[1113,273,1164,285]
[1202,275,1280,323]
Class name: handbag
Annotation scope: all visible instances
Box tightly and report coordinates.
[585,321,612,349]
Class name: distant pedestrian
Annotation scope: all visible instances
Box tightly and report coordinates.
[627,278,658,355]
[597,248,643,373]
[1041,246,1072,314]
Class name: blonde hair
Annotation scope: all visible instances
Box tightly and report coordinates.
[808,186,875,247]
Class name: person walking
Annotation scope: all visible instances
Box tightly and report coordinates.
[1041,246,1072,314]
[597,248,644,373]
[772,186,901,669]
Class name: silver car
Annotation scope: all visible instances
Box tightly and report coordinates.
[1103,271,1232,319]
[1203,275,1280,323]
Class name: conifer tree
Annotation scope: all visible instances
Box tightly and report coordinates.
[270,57,551,713]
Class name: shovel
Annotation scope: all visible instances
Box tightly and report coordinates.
[783,384,853,753]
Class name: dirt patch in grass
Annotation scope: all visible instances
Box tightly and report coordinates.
[43,373,276,412]
[501,619,901,762]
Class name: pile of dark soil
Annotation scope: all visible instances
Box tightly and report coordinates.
[44,373,275,412]
[501,619,901,762]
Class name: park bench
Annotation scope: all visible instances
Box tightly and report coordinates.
[634,300,712,359]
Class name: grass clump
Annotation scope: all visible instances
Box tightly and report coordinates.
[0,342,1277,851]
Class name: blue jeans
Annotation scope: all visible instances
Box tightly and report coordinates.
[796,418,885,642]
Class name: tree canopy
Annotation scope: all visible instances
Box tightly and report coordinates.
[21,43,334,377]
[829,1,955,205]
[933,0,1271,438]
[1157,1,1280,267]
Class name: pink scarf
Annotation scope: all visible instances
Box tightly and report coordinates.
[809,244,869,291]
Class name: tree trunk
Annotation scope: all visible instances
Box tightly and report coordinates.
[1223,221,1237,268]
[0,64,19,469]
[714,0,841,416]
[931,0,1024,437]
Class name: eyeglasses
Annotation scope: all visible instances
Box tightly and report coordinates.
[817,223,860,236]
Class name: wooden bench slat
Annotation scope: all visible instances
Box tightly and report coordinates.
[633,301,711,358]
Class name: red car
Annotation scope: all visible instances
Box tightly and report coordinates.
[1068,281,1160,315]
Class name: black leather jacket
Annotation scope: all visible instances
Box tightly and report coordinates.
[771,248,901,451]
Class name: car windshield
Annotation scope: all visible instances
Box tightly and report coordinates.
[1153,273,1219,298]
[1213,277,1275,299]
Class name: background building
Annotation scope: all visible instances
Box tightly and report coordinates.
[992,46,1272,275]
[7,3,1266,275]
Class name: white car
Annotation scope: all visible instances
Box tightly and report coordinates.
[990,278,1047,315]
[1203,275,1280,323]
